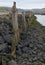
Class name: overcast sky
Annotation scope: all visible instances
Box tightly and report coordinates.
[0,0,45,9]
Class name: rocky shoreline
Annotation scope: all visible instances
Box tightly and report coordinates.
[16,26,45,65]
[0,18,45,65]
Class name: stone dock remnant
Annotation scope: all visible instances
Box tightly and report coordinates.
[11,2,20,56]
[22,12,27,32]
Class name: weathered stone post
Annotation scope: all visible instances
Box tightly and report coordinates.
[28,17,30,28]
[11,2,19,56]
[22,12,27,32]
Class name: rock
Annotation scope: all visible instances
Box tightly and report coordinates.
[20,32,27,40]
[0,36,4,44]
[0,44,7,52]
[7,60,17,65]
[3,34,12,43]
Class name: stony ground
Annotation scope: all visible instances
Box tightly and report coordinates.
[16,27,45,65]
[0,19,13,53]
[0,18,45,65]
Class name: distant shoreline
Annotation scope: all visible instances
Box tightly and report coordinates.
[34,14,45,15]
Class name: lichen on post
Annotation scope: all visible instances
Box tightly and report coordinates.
[11,2,19,56]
